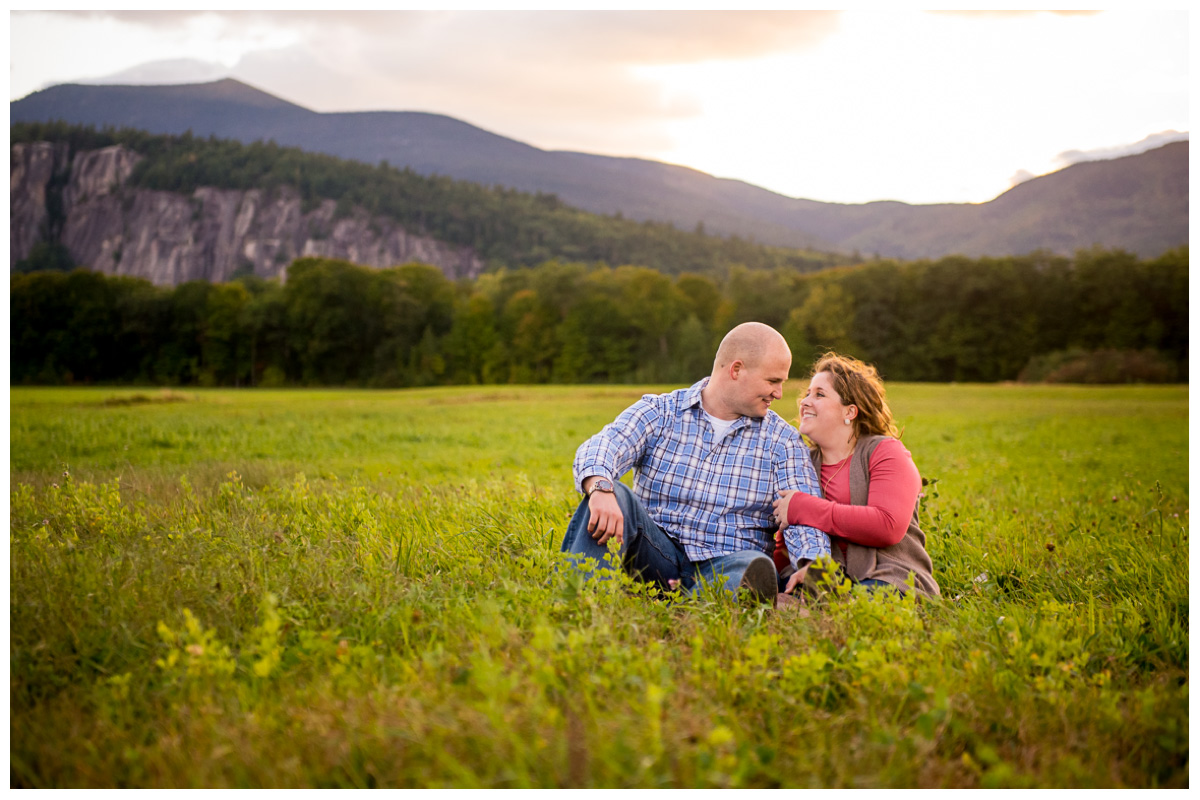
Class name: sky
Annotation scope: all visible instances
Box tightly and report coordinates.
[8,8,1191,206]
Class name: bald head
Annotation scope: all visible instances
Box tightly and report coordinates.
[703,323,792,419]
[712,322,791,374]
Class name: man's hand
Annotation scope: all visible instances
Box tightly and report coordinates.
[586,485,624,546]
[773,489,798,533]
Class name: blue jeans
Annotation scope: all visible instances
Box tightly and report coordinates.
[560,483,777,597]
[857,578,898,592]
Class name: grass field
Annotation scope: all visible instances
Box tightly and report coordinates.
[8,383,1189,787]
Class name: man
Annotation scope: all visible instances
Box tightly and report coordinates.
[561,322,829,604]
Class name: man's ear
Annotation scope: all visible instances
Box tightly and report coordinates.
[729,359,745,380]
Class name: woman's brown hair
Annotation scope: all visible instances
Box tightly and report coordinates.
[809,351,900,440]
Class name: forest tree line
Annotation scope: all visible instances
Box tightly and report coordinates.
[10,247,1188,388]
[12,121,841,277]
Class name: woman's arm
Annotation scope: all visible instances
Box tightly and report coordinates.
[785,439,921,548]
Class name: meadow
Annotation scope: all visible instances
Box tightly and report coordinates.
[9,383,1189,788]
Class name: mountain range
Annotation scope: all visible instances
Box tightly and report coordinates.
[10,78,1189,260]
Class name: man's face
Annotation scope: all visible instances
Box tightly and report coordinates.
[727,346,791,418]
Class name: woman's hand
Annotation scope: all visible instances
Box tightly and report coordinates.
[773,490,798,532]
[783,566,808,594]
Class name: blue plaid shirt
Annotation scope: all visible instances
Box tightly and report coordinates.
[573,379,829,564]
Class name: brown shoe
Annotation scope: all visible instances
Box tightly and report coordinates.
[738,556,779,606]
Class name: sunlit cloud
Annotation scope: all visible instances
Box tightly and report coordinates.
[1051,130,1191,170]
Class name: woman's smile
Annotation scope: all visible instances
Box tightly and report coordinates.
[798,371,847,443]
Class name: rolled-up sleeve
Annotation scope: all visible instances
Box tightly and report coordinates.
[573,395,662,494]
[775,440,830,564]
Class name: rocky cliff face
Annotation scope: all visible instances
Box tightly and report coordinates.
[10,141,69,261]
[10,142,485,285]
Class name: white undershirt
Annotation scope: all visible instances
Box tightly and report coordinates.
[703,408,737,440]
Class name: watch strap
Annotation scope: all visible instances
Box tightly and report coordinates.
[586,478,615,496]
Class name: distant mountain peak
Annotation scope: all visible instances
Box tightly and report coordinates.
[17,77,310,113]
[124,77,310,110]
[188,78,306,108]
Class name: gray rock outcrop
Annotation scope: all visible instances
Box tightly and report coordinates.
[10,141,70,260]
[10,142,485,285]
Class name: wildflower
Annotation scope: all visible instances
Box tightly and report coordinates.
[186,644,205,657]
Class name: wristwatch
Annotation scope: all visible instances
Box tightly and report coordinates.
[586,478,615,497]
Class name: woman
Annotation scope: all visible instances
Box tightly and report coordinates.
[773,352,939,597]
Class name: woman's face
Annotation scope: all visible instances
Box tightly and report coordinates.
[798,371,854,444]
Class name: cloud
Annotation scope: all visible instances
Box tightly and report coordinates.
[52,10,839,65]
[1007,169,1037,188]
[463,11,841,63]
[43,10,843,155]
[228,11,840,154]
[228,41,689,153]
[79,58,232,86]
[929,10,1100,18]
[1006,131,1189,191]
[1052,130,1190,168]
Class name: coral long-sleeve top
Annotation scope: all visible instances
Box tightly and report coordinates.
[774,438,920,568]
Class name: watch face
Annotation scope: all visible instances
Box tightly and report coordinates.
[594,479,614,492]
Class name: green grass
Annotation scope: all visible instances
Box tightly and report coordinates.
[9,384,1189,787]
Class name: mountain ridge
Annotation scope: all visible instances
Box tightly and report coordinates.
[10,79,1189,259]
[12,124,844,285]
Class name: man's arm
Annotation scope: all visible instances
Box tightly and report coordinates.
[773,436,830,567]
[572,395,663,547]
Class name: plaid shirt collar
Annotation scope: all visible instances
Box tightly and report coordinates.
[679,377,707,410]
[682,377,753,432]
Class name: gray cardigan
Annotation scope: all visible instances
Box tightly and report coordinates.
[813,435,940,596]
